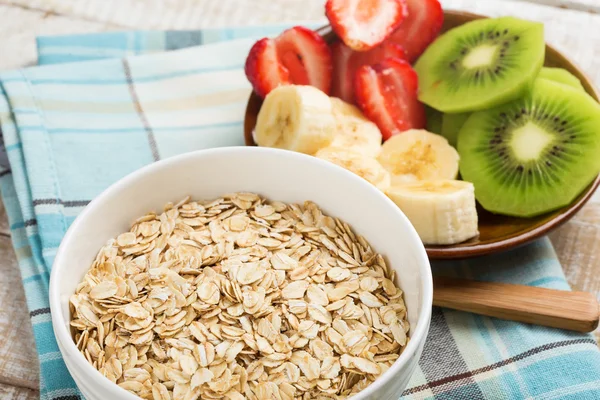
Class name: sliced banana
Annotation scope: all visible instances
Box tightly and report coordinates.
[378,129,459,185]
[254,85,336,155]
[386,180,478,245]
[316,146,391,191]
[330,97,383,157]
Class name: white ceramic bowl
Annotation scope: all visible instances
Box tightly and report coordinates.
[50,146,432,400]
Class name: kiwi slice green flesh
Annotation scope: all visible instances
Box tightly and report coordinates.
[458,79,600,218]
[425,106,443,134]
[415,17,545,113]
[539,67,584,91]
[440,68,584,148]
[441,112,470,146]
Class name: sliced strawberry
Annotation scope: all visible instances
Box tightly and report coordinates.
[389,0,444,63]
[245,38,291,98]
[275,27,332,93]
[244,26,332,98]
[326,0,408,51]
[354,58,425,140]
[331,40,407,103]
[331,41,357,103]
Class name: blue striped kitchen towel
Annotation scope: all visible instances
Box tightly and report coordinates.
[0,25,599,400]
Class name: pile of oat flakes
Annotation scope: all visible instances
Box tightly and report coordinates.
[70,193,409,400]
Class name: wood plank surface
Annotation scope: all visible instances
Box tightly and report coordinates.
[0,235,38,391]
[0,383,38,400]
[0,3,123,70]
[0,197,9,236]
[0,0,598,395]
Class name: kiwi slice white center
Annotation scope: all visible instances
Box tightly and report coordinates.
[462,44,498,69]
[509,122,554,162]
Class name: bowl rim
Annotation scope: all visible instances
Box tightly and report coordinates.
[50,146,434,399]
[243,10,600,260]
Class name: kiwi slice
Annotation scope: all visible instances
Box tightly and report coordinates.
[539,67,584,91]
[415,17,545,113]
[439,68,586,146]
[440,68,584,146]
[425,106,443,134]
[458,79,600,217]
[438,69,586,148]
[441,112,470,146]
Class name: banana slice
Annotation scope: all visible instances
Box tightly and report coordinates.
[254,85,336,155]
[316,147,391,191]
[378,129,459,185]
[330,97,383,157]
[386,180,478,245]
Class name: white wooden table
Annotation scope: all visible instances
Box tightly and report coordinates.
[0,0,599,398]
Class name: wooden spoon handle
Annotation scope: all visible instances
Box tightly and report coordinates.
[433,277,600,333]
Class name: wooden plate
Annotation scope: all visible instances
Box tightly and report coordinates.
[243,10,600,259]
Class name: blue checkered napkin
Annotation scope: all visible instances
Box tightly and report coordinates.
[0,25,599,400]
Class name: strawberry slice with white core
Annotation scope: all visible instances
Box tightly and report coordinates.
[332,40,407,103]
[275,26,332,92]
[326,0,408,51]
[355,57,425,140]
[245,38,291,98]
[389,0,444,62]
[244,26,332,98]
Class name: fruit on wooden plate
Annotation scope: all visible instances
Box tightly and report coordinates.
[386,180,478,245]
[388,0,444,62]
[378,129,459,185]
[330,97,383,157]
[355,58,425,140]
[245,26,332,98]
[254,85,336,155]
[458,79,600,217]
[538,67,585,91]
[331,40,407,103]
[415,17,545,113]
[315,146,391,191]
[325,0,408,51]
